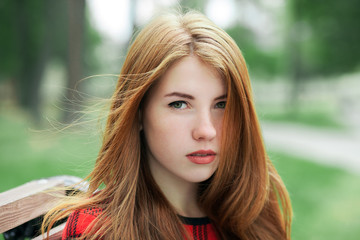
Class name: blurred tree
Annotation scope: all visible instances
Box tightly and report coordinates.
[180,0,283,77]
[287,0,360,75]
[63,0,85,123]
[0,0,59,121]
[286,0,360,112]
[0,0,101,124]
[180,0,207,12]
[226,24,284,77]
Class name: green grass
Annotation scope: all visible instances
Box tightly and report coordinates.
[260,110,344,129]
[1,110,359,239]
[256,99,345,129]
[0,111,100,192]
[270,151,360,240]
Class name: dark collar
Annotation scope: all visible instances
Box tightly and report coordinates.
[178,215,212,225]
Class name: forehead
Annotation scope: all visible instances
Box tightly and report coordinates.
[150,56,225,96]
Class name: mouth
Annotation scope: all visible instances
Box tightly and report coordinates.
[186,150,216,164]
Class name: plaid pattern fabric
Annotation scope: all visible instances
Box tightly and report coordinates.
[62,208,102,239]
[62,208,219,240]
[182,217,219,240]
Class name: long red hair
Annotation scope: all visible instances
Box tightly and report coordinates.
[43,10,292,239]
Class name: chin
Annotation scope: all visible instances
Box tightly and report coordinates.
[185,172,215,183]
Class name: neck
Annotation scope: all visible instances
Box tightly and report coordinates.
[151,170,205,218]
[166,181,204,218]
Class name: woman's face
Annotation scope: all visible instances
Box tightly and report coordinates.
[142,56,226,185]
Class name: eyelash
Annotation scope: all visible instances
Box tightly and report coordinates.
[215,101,226,109]
[168,101,226,109]
[168,101,188,109]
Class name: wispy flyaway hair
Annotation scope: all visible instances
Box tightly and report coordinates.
[43,10,292,240]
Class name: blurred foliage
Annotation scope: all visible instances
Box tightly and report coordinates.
[0,0,101,78]
[0,0,48,76]
[83,9,102,75]
[226,25,284,77]
[259,108,344,130]
[180,0,207,12]
[226,0,360,78]
[1,0,358,121]
[287,0,360,76]
[0,0,101,122]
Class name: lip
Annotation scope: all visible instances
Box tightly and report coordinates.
[186,150,216,164]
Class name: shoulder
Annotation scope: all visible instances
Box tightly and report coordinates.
[62,207,103,239]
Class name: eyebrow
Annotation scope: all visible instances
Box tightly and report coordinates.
[214,94,227,101]
[164,92,227,101]
[164,92,194,100]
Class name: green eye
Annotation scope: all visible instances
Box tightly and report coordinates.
[216,101,226,109]
[169,101,187,109]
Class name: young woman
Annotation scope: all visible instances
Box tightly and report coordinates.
[43,10,292,240]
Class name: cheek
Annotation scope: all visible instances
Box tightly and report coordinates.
[143,110,189,153]
[153,119,187,142]
[213,112,224,137]
[217,118,223,138]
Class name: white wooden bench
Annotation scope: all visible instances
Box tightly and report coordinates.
[0,176,83,240]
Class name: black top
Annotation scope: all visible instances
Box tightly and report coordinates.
[179,215,212,225]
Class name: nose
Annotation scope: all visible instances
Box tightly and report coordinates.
[192,111,217,141]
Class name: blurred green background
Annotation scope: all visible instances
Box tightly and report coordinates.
[1,0,360,239]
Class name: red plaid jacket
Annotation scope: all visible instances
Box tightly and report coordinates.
[62,208,219,240]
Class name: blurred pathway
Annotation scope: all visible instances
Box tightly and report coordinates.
[261,122,360,174]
